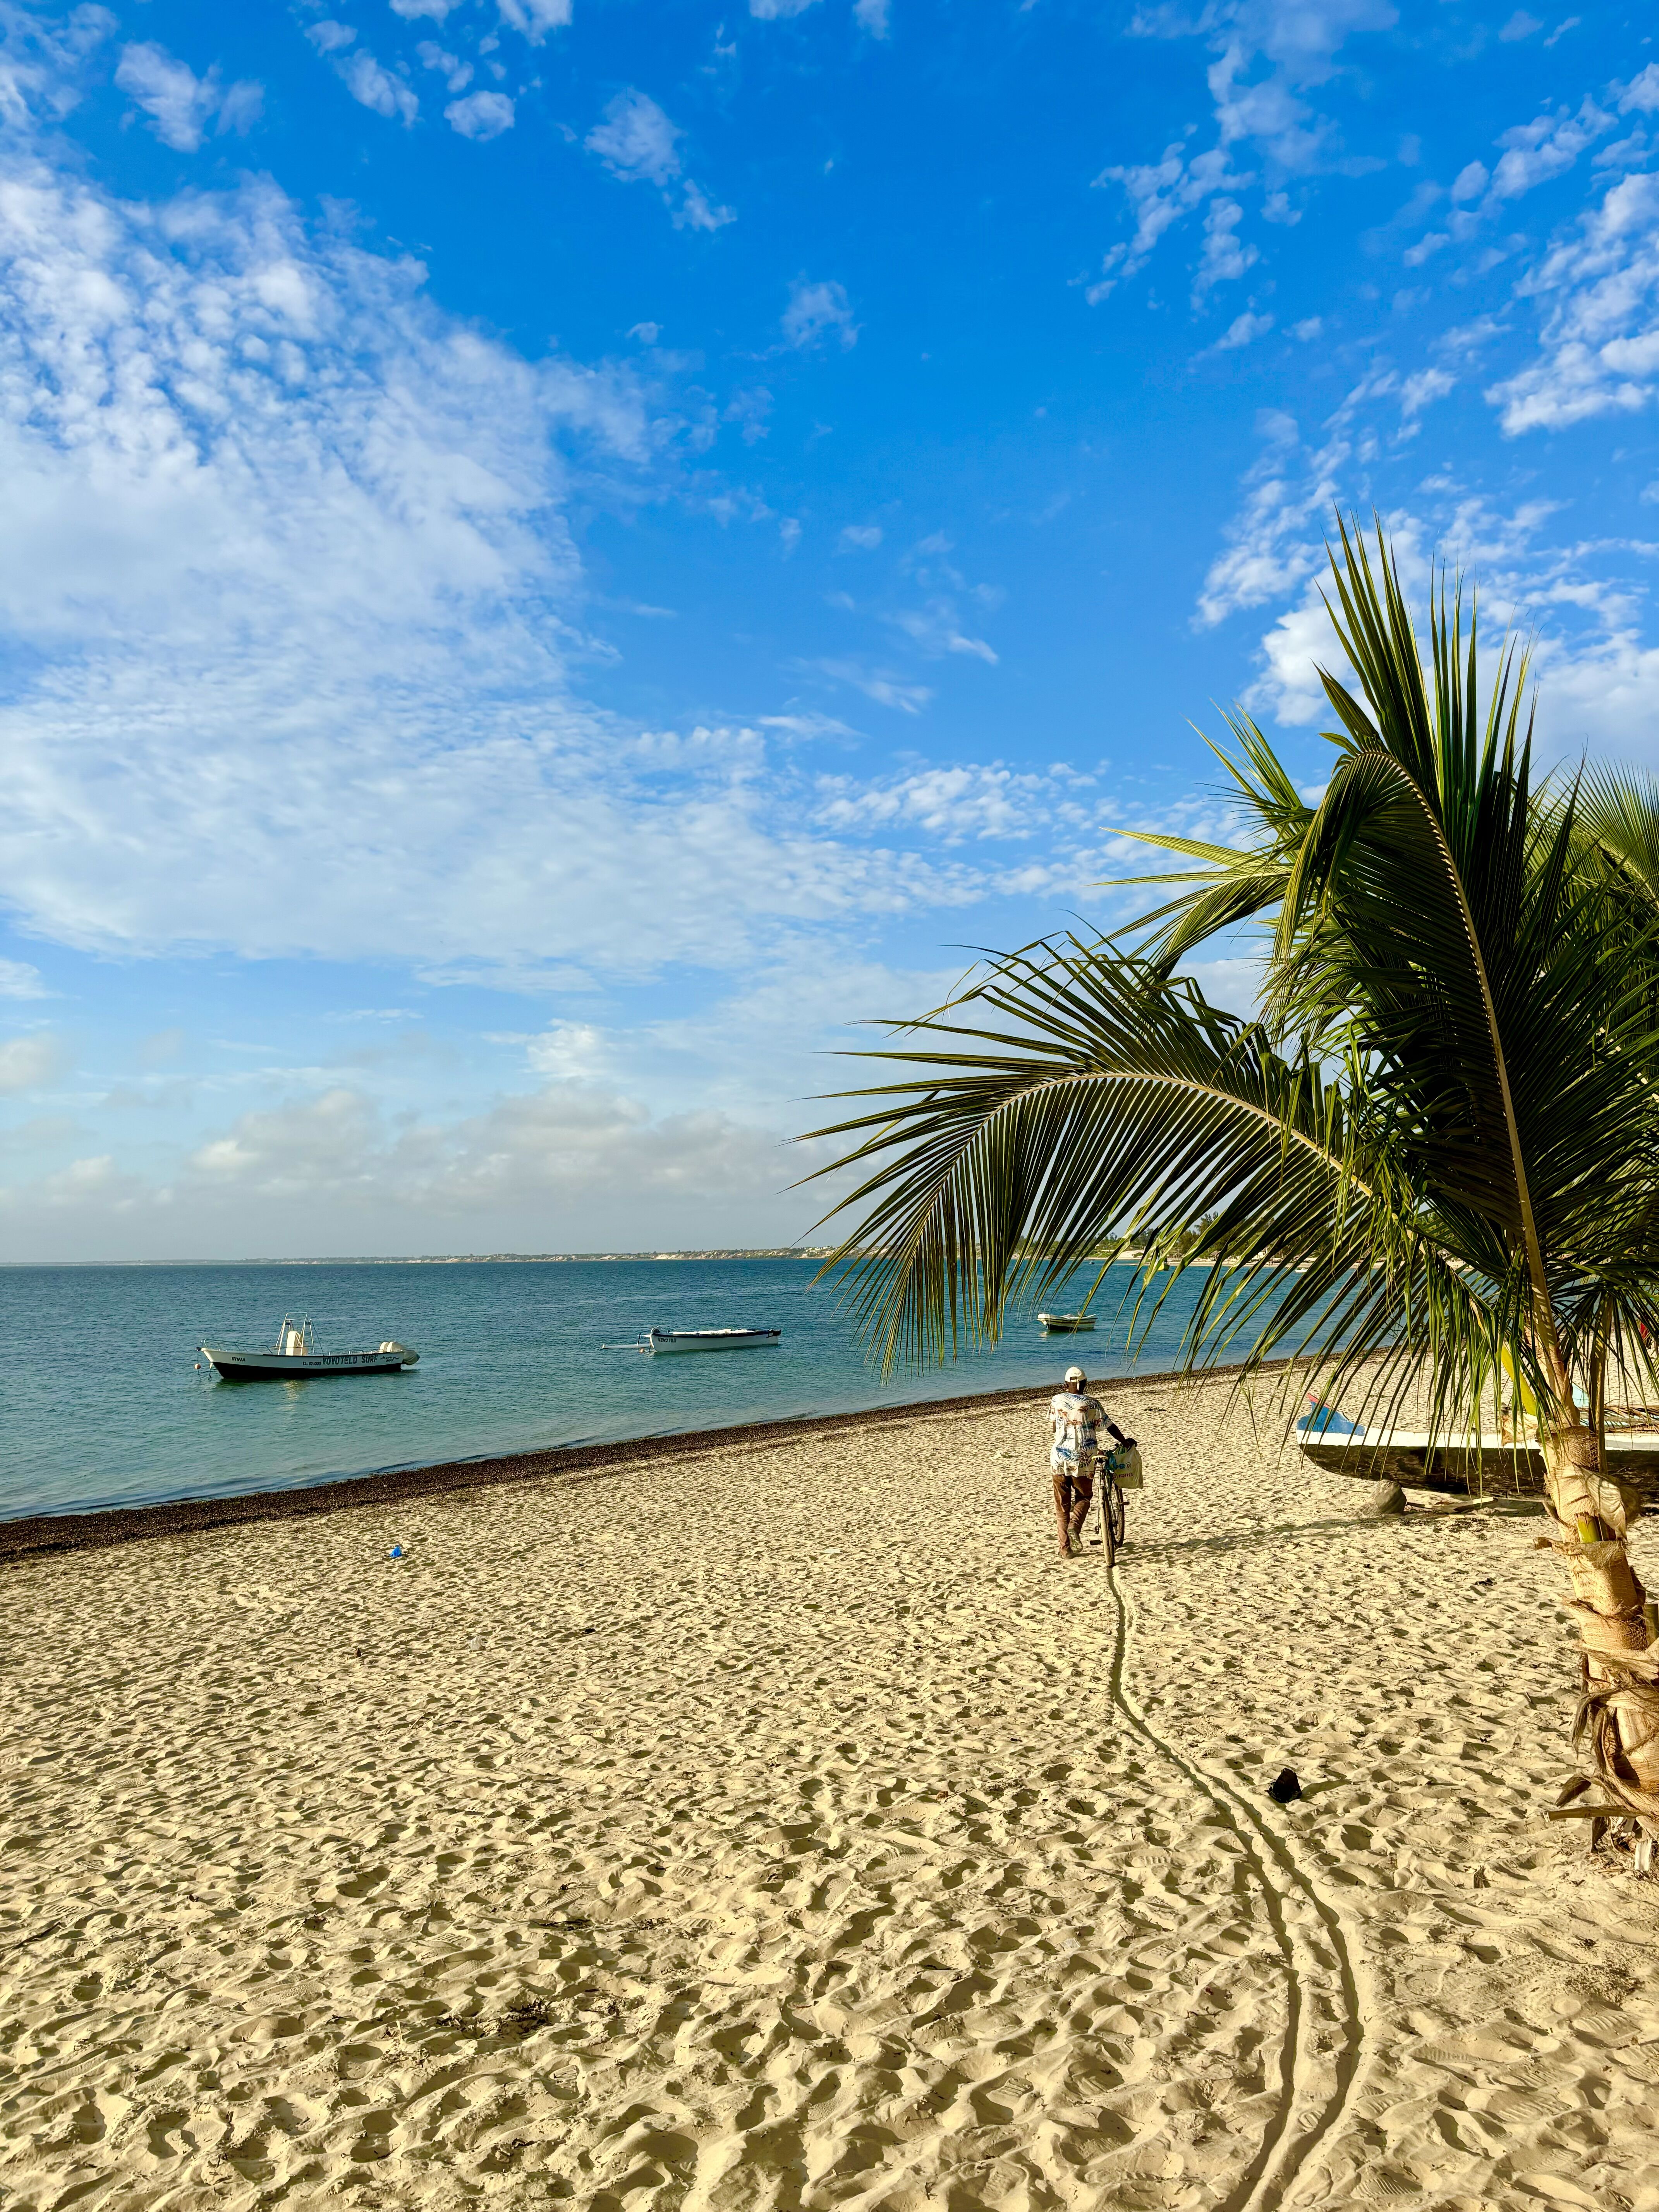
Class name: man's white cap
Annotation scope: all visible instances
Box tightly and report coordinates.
[1065,1365,1086,1384]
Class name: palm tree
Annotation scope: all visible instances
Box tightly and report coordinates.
[805,521,1659,1828]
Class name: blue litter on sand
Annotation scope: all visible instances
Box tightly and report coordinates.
[389,1544,405,1559]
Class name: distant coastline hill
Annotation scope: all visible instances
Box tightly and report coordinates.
[240,1249,841,1264]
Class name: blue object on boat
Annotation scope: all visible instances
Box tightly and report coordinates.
[1297,1400,1365,1439]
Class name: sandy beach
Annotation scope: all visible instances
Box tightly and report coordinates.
[5,1376,1659,2212]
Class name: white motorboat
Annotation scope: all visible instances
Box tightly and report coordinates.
[199,1316,419,1381]
[1039,1312,1096,1333]
[642,1327,782,1354]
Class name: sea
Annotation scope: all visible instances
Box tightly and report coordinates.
[0,1258,1217,1522]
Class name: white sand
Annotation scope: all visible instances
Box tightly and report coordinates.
[4,1377,1659,2211]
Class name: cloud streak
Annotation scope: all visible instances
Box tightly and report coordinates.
[115,40,262,151]
[585,90,735,232]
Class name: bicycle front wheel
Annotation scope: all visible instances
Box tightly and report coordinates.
[1100,1475,1119,1567]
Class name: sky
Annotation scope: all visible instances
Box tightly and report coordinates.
[1,0,1657,1260]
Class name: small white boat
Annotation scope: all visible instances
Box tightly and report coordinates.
[1039,1312,1096,1333]
[644,1327,782,1354]
[199,1316,419,1381]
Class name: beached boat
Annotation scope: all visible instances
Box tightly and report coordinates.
[1297,1425,1659,1504]
[199,1317,419,1381]
[1039,1312,1096,1333]
[645,1327,782,1355]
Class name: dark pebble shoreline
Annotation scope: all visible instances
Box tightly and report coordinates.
[0,1360,1299,1566]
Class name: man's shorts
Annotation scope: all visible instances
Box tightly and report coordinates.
[1050,1450,1099,1486]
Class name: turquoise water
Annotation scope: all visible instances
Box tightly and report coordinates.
[0,1259,1207,1521]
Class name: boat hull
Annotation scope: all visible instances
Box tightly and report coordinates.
[201,1348,417,1380]
[646,1329,781,1354]
[1039,1314,1096,1332]
[1298,1429,1659,1503]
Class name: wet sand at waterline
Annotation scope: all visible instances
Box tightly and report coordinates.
[5,1381,1659,2211]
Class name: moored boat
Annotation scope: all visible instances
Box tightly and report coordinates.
[1039,1312,1096,1333]
[645,1327,782,1354]
[199,1316,419,1381]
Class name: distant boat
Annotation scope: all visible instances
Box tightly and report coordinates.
[644,1327,782,1354]
[1039,1312,1096,1333]
[199,1316,419,1381]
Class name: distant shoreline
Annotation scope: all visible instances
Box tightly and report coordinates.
[0,1355,1300,1564]
[1,1248,1144,1268]
[0,1250,838,1267]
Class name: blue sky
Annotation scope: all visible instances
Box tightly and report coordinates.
[2,0,1657,1258]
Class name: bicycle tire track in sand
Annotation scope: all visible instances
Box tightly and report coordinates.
[1106,1562,1367,2212]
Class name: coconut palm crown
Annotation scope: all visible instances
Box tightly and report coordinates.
[805,519,1659,1823]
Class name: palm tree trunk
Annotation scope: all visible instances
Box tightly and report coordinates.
[1539,1417,1659,1808]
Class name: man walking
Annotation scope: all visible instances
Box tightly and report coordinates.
[1049,1365,1135,1558]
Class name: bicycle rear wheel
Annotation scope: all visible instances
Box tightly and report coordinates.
[1100,1474,1119,1567]
[1108,1474,1127,1552]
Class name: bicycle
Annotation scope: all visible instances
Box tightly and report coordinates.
[1093,1443,1142,1567]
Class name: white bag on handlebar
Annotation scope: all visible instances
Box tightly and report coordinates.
[1113,1445,1144,1491]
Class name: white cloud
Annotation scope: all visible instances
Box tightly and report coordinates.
[757,711,860,741]
[1483,98,1610,207]
[749,0,820,16]
[677,180,736,234]
[1214,307,1274,349]
[340,50,419,123]
[496,0,574,38]
[1088,144,1245,301]
[811,659,934,714]
[114,41,261,153]
[1527,629,1659,755]
[217,79,264,135]
[1193,197,1257,295]
[888,600,998,663]
[817,764,1061,842]
[306,22,357,55]
[1193,410,1342,629]
[1289,314,1322,340]
[587,87,680,185]
[0,4,114,131]
[1400,364,1454,416]
[782,277,857,350]
[0,1032,68,1094]
[585,89,734,230]
[1622,66,1659,117]
[0,151,994,984]
[1231,487,1659,749]
[838,524,882,550]
[1202,0,1397,170]
[184,1082,795,1226]
[1499,10,1542,39]
[446,88,514,140]
[1097,0,1401,299]
[1487,171,1659,432]
[392,0,461,19]
[417,40,472,91]
[853,0,890,32]
[1451,160,1488,204]
[0,959,48,999]
[526,1020,612,1080]
[7,957,1002,1250]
